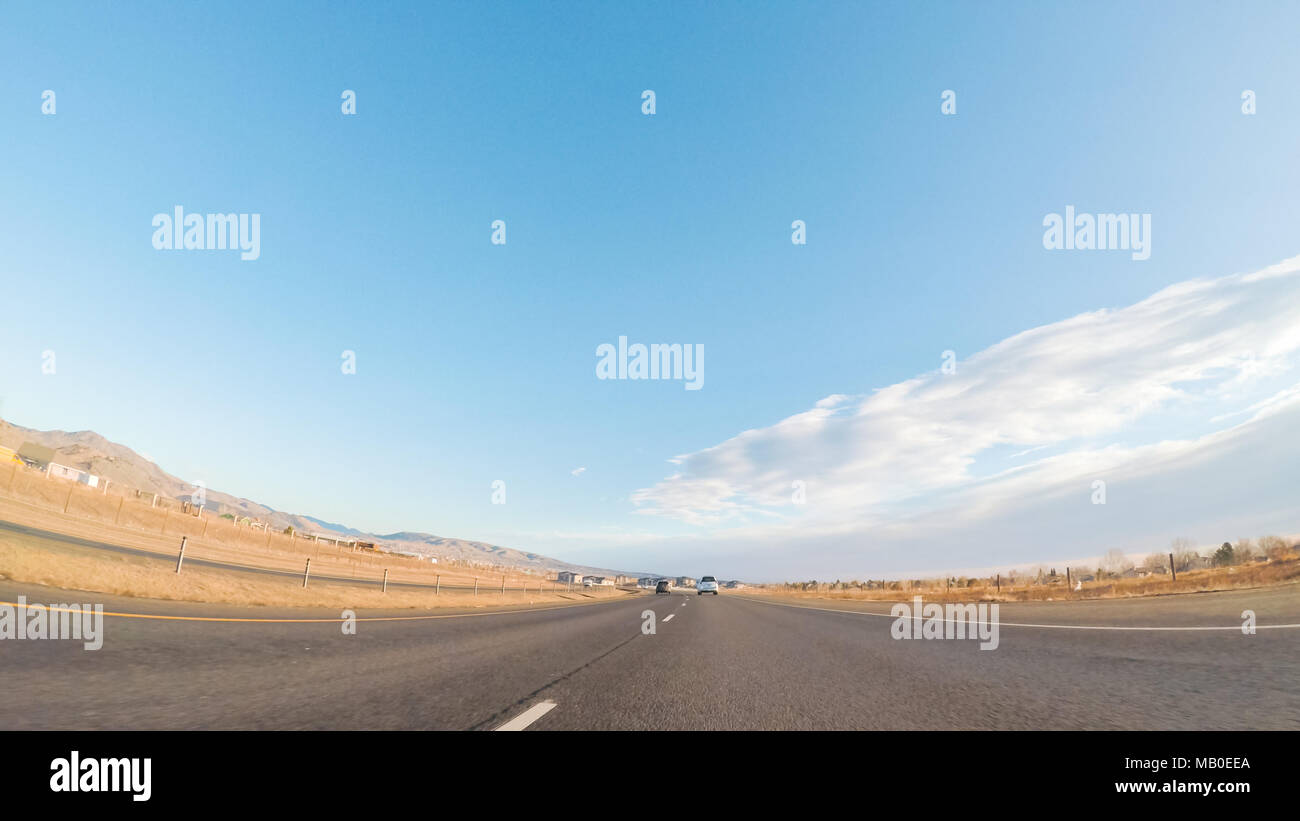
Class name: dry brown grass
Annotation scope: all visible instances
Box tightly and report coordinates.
[0,534,630,610]
[0,472,627,610]
[0,477,553,592]
[745,553,1300,604]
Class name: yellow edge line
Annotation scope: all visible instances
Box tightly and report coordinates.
[0,594,640,624]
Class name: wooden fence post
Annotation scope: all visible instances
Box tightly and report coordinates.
[175,537,188,573]
[1169,552,1177,583]
[303,558,311,588]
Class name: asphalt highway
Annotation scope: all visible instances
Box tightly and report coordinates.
[2,579,1297,730]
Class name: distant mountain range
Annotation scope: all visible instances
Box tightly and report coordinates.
[0,417,657,579]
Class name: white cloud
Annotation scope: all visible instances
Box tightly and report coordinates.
[624,255,1300,578]
[571,466,586,476]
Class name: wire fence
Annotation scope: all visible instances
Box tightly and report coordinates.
[0,460,594,597]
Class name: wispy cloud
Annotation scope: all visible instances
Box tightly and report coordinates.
[571,466,587,477]
[625,256,1300,577]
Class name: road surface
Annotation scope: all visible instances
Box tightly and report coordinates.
[2,579,1298,730]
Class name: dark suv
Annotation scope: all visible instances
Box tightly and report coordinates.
[655,580,671,594]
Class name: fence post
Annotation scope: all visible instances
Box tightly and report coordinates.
[474,577,478,596]
[1066,567,1071,590]
[303,558,311,588]
[1169,552,1177,583]
[383,569,388,594]
[501,575,506,595]
[996,573,1000,592]
[175,536,188,573]
[114,496,124,524]
[63,484,75,513]
[436,575,441,595]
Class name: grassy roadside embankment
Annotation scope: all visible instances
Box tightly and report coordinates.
[0,470,631,610]
[742,552,1300,605]
[0,533,629,609]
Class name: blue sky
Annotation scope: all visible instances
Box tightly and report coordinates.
[3,1,1299,580]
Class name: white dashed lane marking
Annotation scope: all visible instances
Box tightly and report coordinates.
[494,700,557,731]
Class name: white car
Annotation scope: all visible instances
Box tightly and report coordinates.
[697,576,719,595]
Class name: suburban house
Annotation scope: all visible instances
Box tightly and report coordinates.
[557,571,584,584]
[48,463,100,488]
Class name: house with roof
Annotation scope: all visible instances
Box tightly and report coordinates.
[48,462,100,488]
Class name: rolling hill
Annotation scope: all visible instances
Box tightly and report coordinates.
[0,417,653,578]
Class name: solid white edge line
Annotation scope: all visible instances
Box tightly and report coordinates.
[495,700,557,731]
[735,595,1300,631]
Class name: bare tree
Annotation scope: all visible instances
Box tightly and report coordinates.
[1101,548,1134,577]
[1234,538,1256,564]
[1170,538,1201,572]
[1259,535,1289,561]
